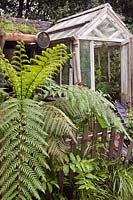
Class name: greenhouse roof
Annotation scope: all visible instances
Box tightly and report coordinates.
[47,3,132,42]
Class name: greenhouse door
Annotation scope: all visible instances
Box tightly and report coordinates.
[80,40,95,89]
[121,41,131,105]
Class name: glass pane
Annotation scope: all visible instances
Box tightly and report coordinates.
[80,40,91,87]
[50,42,71,85]
[62,60,70,84]
[97,18,117,37]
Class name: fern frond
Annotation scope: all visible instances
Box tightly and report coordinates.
[48,137,67,162]
[1,183,18,200]
[42,104,76,140]
[0,42,70,99]
[0,98,48,199]
[49,86,127,134]
[39,104,76,161]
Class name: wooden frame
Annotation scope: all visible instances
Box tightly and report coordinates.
[130,38,133,106]
[120,41,131,105]
[73,39,81,83]
[90,41,95,90]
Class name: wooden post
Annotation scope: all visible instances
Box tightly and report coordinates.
[73,39,81,83]
[116,132,125,164]
[0,29,5,51]
[81,123,89,158]
[130,37,133,107]
[125,140,133,167]
[108,127,116,160]
[120,41,130,105]
[100,128,107,159]
[90,41,95,90]
[91,119,98,158]
[69,138,77,192]
[69,41,73,85]
[58,170,64,194]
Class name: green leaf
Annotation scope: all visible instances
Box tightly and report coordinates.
[47,183,53,193]
[70,163,76,172]
[63,165,69,176]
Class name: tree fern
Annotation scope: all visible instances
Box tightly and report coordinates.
[0,42,75,199]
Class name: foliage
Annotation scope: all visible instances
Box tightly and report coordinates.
[110,167,133,200]
[0,0,133,28]
[62,153,114,200]
[0,41,132,200]
[43,84,127,135]
[60,152,133,200]
[126,110,133,137]
[0,42,75,200]
[0,17,37,33]
[0,41,70,99]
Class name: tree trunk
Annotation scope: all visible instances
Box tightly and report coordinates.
[0,29,5,51]
[18,0,24,17]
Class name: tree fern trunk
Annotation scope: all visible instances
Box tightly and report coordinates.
[17,101,23,199]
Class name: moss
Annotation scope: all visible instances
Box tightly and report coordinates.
[0,18,38,34]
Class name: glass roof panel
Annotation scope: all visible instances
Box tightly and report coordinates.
[97,18,117,37]
[48,9,101,33]
[49,27,81,40]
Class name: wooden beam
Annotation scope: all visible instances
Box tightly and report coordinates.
[107,7,132,37]
[120,41,131,105]
[78,36,123,43]
[5,33,36,42]
[78,8,107,36]
[94,28,105,38]
[90,41,95,90]
[130,37,133,106]
[109,30,121,39]
[73,39,81,83]
[57,3,111,24]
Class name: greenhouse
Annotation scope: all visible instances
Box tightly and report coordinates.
[47,3,133,105]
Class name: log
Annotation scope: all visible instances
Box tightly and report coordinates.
[5,32,36,42]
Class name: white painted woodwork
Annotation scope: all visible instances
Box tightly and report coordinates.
[109,31,121,39]
[107,8,132,37]
[130,38,133,106]
[73,39,81,83]
[69,68,73,85]
[121,41,130,104]
[94,28,105,38]
[78,9,108,36]
[46,3,133,105]
[90,41,95,90]
[78,36,123,43]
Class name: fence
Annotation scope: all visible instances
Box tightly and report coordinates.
[57,121,133,194]
[66,122,133,164]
